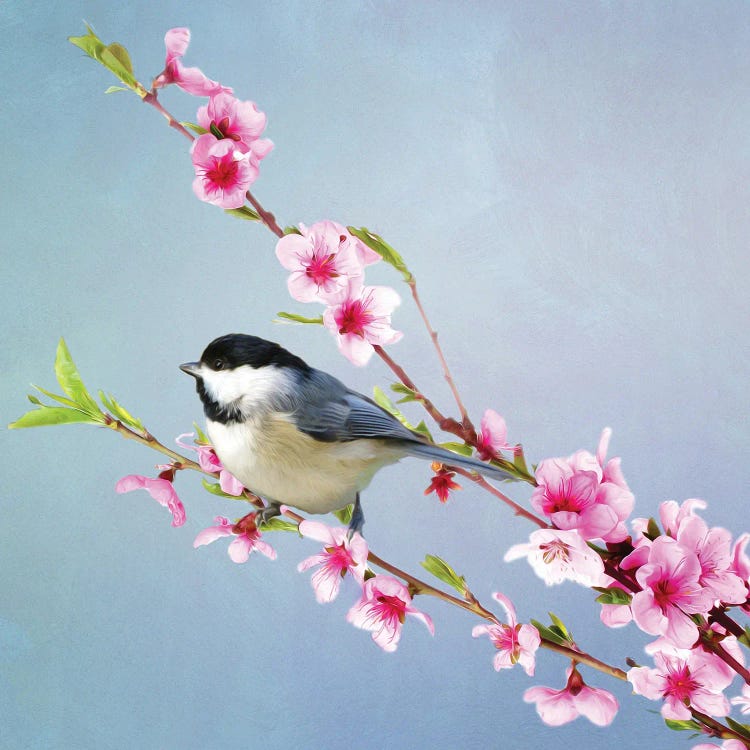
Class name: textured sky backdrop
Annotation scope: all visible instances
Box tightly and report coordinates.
[2,2,749,749]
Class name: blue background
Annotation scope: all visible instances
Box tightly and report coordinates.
[2,2,749,748]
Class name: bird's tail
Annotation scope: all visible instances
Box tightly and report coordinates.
[402,441,515,482]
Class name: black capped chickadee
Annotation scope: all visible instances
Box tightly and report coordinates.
[180,333,513,533]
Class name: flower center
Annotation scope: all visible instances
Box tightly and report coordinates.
[664,664,698,702]
[207,156,239,188]
[375,594,407,624]
[305,253,339,286]
[540,539,571,565]
[337,298,373,337]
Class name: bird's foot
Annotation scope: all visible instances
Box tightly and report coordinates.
[256,503,281,527]
[346,494,365,539]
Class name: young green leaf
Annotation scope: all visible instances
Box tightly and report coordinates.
[372,386,432,439]
[390,382,419,403]
[593,587,633,606]
[193,422,209,444]
[104,85,128,94]
[645,517,661,540]
[180,121,209,136]
[529,619,570,647]
[32,383,80,409]
[347,226,413,283]
[274,311,324,325]
[98,391,145,432]
[54,338,102,417]
[9,407,102,429]
[664,719,702,733]
[439,441,474,457]
[548,612,572,641]
[258,517,300,534]
[283,226,302,235]
[200,479,243,499]
[333,504,354,525]
[224,206,261,221]
[420,554,467,594]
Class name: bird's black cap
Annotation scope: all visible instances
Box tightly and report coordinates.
[199,333,311,373]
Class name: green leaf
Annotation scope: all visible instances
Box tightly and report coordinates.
[224,206,261,221]
[258,517,299,533]
[664,719,702,733]
[726,717,750,740]
[512,448,530,477]
[274,311,324,325]
[103,42,133,74]
[283,226,302,235]
[193,422,209,444]
[347,226,413,282]
[9,407,101,429]
[390,382,419,403]
[645,517,661,540]
[439,441,474,457]
[333,504,354,525]
[593,587,633,606]
[54,338,102,418]
[548,612,571,641]
[27,394,43,405]
[69,25,106,59]
[98,391,145,432]
[412,420,433,441]
[180,121,209,136]
[104,85,128,94]
[529,620,569,647]
[372,386,432,439]
[69,27,143,95]
[420,554,467,594]
[31,384,80,409]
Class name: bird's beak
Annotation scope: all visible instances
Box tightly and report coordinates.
[179,362,201,378]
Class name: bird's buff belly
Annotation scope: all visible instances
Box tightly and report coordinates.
[206,416,402,514]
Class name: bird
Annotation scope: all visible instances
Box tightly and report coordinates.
[180,333,513,533]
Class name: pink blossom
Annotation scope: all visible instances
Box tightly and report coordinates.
[153,28,232,96]
[631,536,715,647]
[530,429,634,542]
[191,134,257,209]
[275,221,377,304]
[197,92,273,164]
[476,409,514,461]
[424,464,461,503]
[731,684,750,714]
[676,516,747,605]
[115,473,186,527]
[472,592,540,676]
[504,529,605,587]
[297,520,368,603]
[176,433,244,496]
[346,575,433,652]
[524,666,618,727]
[322,282,402,366]
[659,498,707,537]
[692,742,747,750]
[730,532,750,581]
[193,513,276,563]
[628,648,733,720]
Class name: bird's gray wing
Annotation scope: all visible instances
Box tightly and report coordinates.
[292,369,417,443]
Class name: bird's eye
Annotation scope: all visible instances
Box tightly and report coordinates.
[213,358,224,370]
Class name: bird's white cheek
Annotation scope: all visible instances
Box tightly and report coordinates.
[201,365,290,411]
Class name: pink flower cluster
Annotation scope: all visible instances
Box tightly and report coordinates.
[154,28,272,209]
[275,221,402,366]
[502,430,750,730]
[295,519,433,652]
